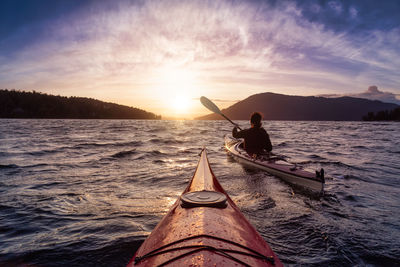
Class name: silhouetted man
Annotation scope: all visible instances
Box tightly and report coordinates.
[232,112,272,156]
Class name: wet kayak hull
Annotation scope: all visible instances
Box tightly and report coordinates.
[128,149,282,266]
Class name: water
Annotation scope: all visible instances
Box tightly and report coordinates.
[0,119,399,266]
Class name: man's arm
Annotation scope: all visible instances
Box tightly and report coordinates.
[232,127,246,138]
[264,132,272,152]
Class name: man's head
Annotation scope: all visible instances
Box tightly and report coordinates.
[250,112,262,128]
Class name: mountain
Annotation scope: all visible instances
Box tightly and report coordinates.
[196,92,399,121]
[0,89,161,119]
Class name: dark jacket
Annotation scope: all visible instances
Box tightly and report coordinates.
[232,126,272,155]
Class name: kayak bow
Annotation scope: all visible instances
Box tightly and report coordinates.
[128,148,282,266]
[225,135,324,194]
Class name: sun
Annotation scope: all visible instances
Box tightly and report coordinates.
[155,67,199,117]
[172,95,191,113]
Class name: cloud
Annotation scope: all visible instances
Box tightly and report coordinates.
[319,86,400,105]
[349,6,358,19]
[328,1,343,15]
[352,85,400,105]
[0,0,399,116]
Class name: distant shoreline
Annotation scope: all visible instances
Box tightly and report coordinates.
[0,89,161,120]
[196,92,399,121]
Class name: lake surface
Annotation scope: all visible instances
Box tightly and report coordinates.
[0,119,399,266]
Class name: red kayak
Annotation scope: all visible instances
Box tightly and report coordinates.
[127,149,282,266]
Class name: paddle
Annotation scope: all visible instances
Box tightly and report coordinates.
[200,96,242,130]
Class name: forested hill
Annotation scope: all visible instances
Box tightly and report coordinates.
[363,107,400,121]
[0,90,161,119]
[196,92,399,121]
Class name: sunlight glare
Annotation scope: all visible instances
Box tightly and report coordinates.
[156,67,199,117]
[172,95,191,113]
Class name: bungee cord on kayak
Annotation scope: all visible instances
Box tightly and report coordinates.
[134,234,275,266]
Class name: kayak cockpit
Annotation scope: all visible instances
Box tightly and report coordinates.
[225,135,325,195]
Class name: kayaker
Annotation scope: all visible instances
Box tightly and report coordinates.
[232,112,272,156]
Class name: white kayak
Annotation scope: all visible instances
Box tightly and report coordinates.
[225,135,325,194]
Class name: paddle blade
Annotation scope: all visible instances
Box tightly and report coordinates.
[200,96,222,115]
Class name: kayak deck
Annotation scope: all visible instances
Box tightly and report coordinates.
[225,135,324,194]
[128,148,282,266]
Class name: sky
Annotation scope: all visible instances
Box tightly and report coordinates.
[1,0,399,118]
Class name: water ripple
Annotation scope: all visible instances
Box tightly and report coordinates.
[0,119,399,266]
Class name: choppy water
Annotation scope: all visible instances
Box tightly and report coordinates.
[0,119,399,266]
